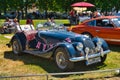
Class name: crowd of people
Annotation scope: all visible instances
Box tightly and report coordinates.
[1,13,35,34]
[43,17,55,27]
[68,8,115,25]
[1,6,118,34]
[1,11,58,33]
[0,17,19,33]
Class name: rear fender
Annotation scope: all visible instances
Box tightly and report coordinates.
[10,33,26,50]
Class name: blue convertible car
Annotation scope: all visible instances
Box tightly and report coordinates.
[7,25,110,71]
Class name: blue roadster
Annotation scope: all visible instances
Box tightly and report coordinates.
[7,25,110,71]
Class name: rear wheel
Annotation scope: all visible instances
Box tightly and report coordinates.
[12,38,23,55]
[54,47,74,71]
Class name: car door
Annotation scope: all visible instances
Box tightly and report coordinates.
[79,20,97,36]
[95,18,120,43]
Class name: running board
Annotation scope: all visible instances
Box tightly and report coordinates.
[23,50,52,58]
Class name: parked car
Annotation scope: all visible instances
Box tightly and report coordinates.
[0,18,19,34]
[7,25,110,71]
[4,11,17,19]
[68,16,120,45]
[114,13,120,16]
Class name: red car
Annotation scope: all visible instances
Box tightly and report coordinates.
[68,16,120,45]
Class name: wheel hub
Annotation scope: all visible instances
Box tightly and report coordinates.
[56,52,67,69]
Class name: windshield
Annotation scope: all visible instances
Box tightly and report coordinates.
[111,18,120,27]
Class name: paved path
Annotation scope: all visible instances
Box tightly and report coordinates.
[4,35,12,39]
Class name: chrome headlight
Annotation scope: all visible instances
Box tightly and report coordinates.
[97,39,102,46]
[76,42,83,51]
[85,47,90,54]
[96,39,103,51]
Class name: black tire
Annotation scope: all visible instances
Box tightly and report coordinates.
[54,47,74,71]
[12,38,23,55]
[82,32,93,38]
[0,29,5,34]
[100,40,108,63]
[100,54,107,63]
[4,28,10,33]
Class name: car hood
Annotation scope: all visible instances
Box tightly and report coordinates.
[37,30,89,42]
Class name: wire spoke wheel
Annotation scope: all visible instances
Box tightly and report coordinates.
[12,39,22,55]
[55,47,74,71]
[56,52,67,69]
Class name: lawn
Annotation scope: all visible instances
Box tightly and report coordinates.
[0,19,120,80]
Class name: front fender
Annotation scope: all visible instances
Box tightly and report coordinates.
[56,42,76,58]
[92,37,109,50]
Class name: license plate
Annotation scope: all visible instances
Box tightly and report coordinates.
[86,57,101,65]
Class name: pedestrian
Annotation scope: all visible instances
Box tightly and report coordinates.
[69,9,76,25]
[26,17,34,25]
[93,11,101,18]
[16,10,22,23]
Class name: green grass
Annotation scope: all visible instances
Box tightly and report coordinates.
[0,19,69,28]
[0,20,120,80]
[20,19,69,28]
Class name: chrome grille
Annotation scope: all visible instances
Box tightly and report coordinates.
[83,39,96,54]
[84,39,95,49]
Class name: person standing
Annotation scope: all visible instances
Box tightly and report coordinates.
[93,11,101,18]
[69,9,76,25]
[26,18,34,25]
[17,10,22,23]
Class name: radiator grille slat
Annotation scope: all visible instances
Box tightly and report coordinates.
[84,39,95,49]
[84,39,96,54]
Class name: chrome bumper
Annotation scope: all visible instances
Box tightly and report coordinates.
[69,50,110,62]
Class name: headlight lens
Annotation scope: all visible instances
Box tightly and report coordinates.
[96,39,103,51]
[76,42,83,51]
[85,47,90,54]
[97,39,102,46]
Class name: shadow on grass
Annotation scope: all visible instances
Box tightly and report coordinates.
[109,44,120,52]
[4,51,107,78]
[4,51,60,73]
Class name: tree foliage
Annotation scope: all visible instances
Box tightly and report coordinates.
[0,0,120,16]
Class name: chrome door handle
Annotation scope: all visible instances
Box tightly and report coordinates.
[96,30,100,32]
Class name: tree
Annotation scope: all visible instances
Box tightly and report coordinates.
[1,0,120,19]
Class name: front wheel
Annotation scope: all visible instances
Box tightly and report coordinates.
[12,38,23,55]
[54,47,74,71]
[100,55,107,63]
